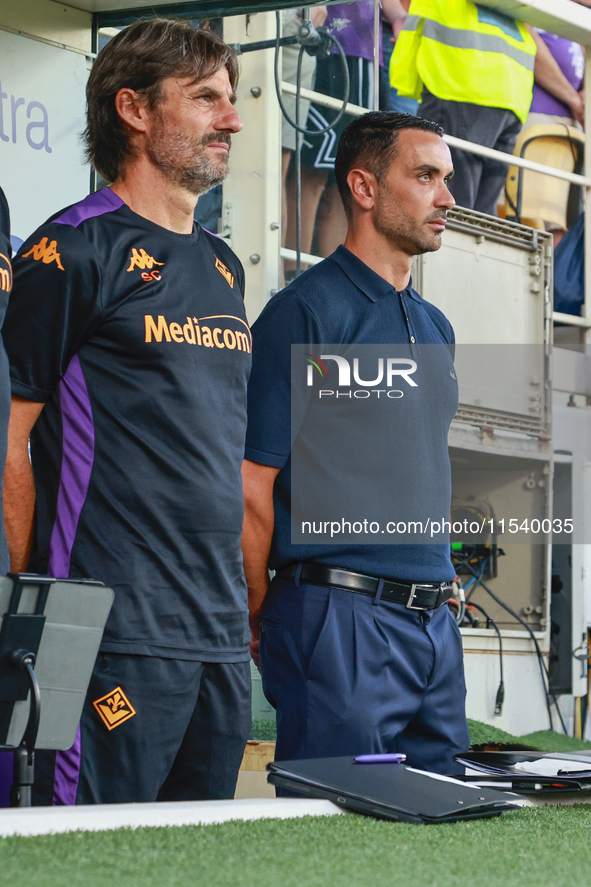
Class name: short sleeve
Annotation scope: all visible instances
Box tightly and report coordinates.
[4,222,103,402]
[245,291,322,468]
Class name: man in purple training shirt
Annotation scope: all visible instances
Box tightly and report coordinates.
[2,18,252,806]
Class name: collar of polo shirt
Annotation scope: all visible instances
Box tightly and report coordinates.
[331,245,424,304]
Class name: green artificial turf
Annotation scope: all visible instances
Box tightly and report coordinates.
[2,807,591,887]
[466,717,528,748]
[520,730,591,752]
[253,716,591,752]
[4,720,591,886]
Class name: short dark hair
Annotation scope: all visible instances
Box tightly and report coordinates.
[84,18,239,183]
[335,111,445,216]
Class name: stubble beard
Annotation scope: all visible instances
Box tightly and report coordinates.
[374,192,445,256]
[147,122,232,196]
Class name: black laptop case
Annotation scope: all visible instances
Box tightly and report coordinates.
[267,757,518,824]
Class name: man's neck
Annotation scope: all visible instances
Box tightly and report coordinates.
[343,226,413,292]
[110,159,198,234]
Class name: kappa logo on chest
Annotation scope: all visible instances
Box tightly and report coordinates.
[127,247,165,282]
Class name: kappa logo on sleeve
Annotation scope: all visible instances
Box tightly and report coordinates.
[93,686,136,731]
[214,256,234,289]
[22,236,65,270]
[127,247,165,281]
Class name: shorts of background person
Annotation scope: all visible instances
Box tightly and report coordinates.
[301,53,389,183]
[419,89,522,217]
[281,8,318,152]
[524,112,579,133]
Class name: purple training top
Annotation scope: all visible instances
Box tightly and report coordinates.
[530,30,584,118]
[327,1,382,64]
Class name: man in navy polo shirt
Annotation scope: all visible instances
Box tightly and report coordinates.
[3,19,251,805]
[243,111,470,774]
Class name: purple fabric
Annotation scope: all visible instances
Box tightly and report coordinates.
[531,31,584,117]
[55,187,124,229]
[327,1,382,64]
[0,751,12,807]
[48,354,95,578]
[53,725,81,805]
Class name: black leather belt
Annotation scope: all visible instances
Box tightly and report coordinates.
[277,563,453,611]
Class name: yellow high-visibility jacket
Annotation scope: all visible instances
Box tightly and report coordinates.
[390,0,536,123]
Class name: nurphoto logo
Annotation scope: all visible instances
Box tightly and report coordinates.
[304,353,418,399]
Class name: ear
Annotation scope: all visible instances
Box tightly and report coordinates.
[346,168,378,212]
[114,88,151,134]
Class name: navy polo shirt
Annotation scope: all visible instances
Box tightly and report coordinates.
[246,244,457,582]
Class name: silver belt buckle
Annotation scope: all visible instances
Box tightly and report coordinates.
[405,583,423,610]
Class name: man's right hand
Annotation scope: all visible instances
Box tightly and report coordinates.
[241,458,280,671]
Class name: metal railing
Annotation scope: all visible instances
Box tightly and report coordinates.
[280,74,591,331]
[281,81,589,189]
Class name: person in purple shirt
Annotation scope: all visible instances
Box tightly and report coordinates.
[530,30,584,123]
[525,28,585,243]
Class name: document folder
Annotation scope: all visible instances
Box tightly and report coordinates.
[458,773,589,793]
[267,757,518,823]
[454,751,591,792]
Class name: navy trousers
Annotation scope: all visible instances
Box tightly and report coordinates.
[260,575,469,775]
[32,655,251,805]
